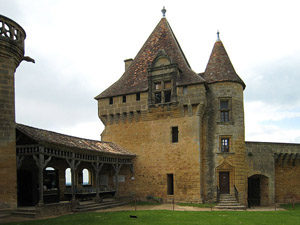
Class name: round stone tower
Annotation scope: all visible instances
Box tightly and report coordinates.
[202,37,247,205]
[0,14,29,209]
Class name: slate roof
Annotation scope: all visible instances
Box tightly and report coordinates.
[16,124,135,157]
[95,18,205,99]
[203,40,246,89]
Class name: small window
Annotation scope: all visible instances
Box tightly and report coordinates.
[167,174,174,195]
[220,99,230,122]
[172,126,179,143]
[155,83,162,90]
[109,97,113,105]
[155,92,162,104]
[164,81,171,89]
[122,95,126,103]
[136,93,140,101]
[183,85,188,95]
[164,90,171,103]
[220,100,229,110]
[221,138,230,152]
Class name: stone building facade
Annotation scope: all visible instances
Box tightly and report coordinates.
[95,16,300,206]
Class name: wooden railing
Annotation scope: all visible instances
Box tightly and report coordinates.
[216,186,220,202]
[234,185,239,202]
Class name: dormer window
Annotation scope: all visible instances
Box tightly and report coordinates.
[155,92,162,104]
[153,80,172,104]
[164,81,171,89]
[147,49,178,106]
[155,83,162,90]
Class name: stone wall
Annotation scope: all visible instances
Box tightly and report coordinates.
[98,84,206,203]
[245,142,276,205]
[275,163,300,203]
[246,141,300,205]
[0,57,17,209]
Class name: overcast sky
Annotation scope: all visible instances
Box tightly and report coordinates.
[2,0,300,143]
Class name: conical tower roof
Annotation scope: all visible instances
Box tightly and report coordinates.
[95,17,205,99]
[203,39,246,89]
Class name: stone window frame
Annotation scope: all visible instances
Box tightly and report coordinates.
[136,93,140,101]
[220,136,231,153]
[219,98,232,123]
[153,80,173,104]
[167,173,174,195]
[109,97,113,105]
[122,95,126,103]
[171,126,179,143]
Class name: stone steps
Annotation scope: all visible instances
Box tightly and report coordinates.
[214,194,246,210]
[73,199,128,212]
[0,209,12,219]
[11,207,38,218]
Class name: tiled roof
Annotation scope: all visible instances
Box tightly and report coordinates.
[95,18,205,99]
[203,40,246,89]
[16,124,135,157]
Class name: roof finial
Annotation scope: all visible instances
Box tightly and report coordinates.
[161,6,166,17]
[217,30,220,41]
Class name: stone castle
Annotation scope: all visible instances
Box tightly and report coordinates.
[0,11,300,212]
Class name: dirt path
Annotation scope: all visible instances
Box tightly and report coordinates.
[99,204,285,212]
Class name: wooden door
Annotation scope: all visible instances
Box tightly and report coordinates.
[219,172,230,194]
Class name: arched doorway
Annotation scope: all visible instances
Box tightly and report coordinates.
[248,174,269,207]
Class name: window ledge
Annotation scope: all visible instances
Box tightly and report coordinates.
[217,121,234,125]
[217,152,235,155]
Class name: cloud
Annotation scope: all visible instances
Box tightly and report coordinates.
[245,101,300,143]
[244,53,300,106]
[15,51,99,131]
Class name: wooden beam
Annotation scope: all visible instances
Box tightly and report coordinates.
[92,161,104,202]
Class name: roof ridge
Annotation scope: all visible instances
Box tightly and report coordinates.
[164,18,191,69]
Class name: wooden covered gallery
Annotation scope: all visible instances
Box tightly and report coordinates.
[15,124,135,206]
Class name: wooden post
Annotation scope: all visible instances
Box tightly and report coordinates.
[112,162,122,198]
[92,161,104,202]
[173,197,175,211]
[33,147,51,206]
[67,154,81,203]
[38,152,44,205]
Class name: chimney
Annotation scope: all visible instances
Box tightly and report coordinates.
[124,58,133,71]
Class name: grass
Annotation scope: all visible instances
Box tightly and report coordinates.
[3,209,300,225]
[177,202,217,208]
[280,203,300,210]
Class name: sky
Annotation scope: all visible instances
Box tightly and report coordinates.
[1,0,300,143]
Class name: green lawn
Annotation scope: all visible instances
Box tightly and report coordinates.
[3,209,300,225]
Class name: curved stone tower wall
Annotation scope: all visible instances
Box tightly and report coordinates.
[0,15,26,209]
[203,82,247,204]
